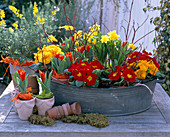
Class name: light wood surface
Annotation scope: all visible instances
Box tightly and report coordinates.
[0,81,169,137]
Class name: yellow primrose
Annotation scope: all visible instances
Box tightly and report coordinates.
[48,35,58,42]
[135,69,147,79]
[0,20,6,28]
[0,10,5,18]
[101,35,109,43]
[107,30,120,41]
[88,38,92,43]
[33,2,38,16]
[136,60,149,71]
[128,43,136,50]
[9,27,14,33]
[148,61,159,75]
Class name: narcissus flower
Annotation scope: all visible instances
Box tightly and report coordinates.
[18,69,26,81]
[123,68,136,82]
[101,35,109,43]
[107,30,120,41]
[128,43,136,50]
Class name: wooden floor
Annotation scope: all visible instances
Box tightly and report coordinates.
[0,82,170,137]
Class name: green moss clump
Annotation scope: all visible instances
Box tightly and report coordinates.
[61,113,110,128]
[28,115,56,126]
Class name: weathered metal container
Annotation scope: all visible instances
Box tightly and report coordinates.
[50,79,157,116]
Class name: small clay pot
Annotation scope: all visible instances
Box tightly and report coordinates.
[46,102,81,119]
[36,96,55,116]
[15,97,35,120]
[70,102,81,115]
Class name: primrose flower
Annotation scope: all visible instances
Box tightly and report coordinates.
[135,69,147,79]
[107,30,120,41]
[0,10,5,18]
[128,43,136,50]
[101,35,109,43]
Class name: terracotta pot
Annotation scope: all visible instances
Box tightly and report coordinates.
[15,97,35,120]
[36,96,54,116]
[10,65,39,94]
[46,102,81,119]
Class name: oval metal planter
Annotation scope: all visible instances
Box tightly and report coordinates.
[50,79,157,116]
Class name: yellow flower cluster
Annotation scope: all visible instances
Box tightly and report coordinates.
[9,6,25,19]
[48,35,58,42]
[34,16,45,25]
[100,30,119,43]
[0,10,5,18]
[33,2,38,16]
[9,27,14,33]
[133,60,159,79]
[0,20,6,28]
[12,21,18,29]
[59,25,74,31]
[34,45,63,64]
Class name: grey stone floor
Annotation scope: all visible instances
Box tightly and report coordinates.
[0,83,6,96]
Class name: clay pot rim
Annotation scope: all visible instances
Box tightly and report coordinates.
[35,96,54,101]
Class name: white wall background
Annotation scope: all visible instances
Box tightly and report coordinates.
[85,0,160,53]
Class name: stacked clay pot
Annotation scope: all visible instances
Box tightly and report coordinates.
[46,102,81,119]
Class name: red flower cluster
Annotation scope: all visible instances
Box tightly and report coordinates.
[77,45,91,54]
[18,69,26,81]
[54,52,73,63]
[108,65,136,82]
[128,50,159,68]
[68,60,104,86]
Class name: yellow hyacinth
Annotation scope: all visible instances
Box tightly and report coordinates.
[0,10,5,18]
[107,30,120,41]
[101,35,109,43]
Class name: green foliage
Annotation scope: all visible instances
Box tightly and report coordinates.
[13,70,28,94]
[35,71,53,99]
[144,0,170,94]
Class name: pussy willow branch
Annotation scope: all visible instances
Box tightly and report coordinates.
[134,29,154,44]
[126,0,134,41]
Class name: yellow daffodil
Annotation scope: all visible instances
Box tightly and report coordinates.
[107,30,120,41]
[48,35,58,42]
[128,43,136,50]
[0,10,5,18]
[92,39,97,44]
[101,35,109,43]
